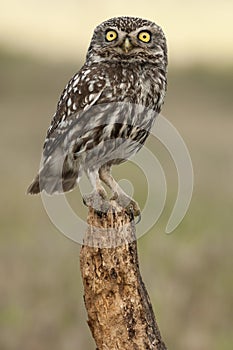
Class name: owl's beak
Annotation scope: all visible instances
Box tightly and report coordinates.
[121,37,133,53]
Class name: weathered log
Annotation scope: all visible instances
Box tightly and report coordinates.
[80,202,167,350]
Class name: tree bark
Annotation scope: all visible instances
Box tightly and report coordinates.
[80,202,167,350]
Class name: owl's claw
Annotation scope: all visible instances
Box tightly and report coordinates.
[83,190,110,214]
[134,212,141,224]
[111,193,141,222]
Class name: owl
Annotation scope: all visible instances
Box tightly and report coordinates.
[27,16,168,216]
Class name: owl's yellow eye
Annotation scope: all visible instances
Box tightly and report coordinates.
[138,31,151,43]
[105,30,118,42]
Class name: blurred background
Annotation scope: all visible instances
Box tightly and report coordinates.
[0,0,233,349]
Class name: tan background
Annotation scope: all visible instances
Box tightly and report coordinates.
[0,1,233,349]
[1,0,233,66]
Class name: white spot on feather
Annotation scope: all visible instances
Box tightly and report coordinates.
[72,77,80,87]
[67,98,72,107]
[89,94,95,102]
[120,83,126,90]
[62,91,68,100]
[88,83,94,92]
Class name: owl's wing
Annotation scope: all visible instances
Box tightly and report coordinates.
[43,64,108,159]
[28,64,111,194]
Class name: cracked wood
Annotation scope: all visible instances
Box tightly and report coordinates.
[80,203,167,350]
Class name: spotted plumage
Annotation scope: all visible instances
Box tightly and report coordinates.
[28,16,167,215]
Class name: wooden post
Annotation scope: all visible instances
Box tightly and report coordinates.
[80,202,167,350]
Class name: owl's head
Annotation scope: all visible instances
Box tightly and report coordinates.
[86,17,167,67]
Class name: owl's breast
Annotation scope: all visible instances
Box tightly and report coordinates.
[98,64,165,112]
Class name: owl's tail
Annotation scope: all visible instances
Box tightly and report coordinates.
[27,155,81,195]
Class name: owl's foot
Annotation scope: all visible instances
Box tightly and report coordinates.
[83,188,110,214]
[111,192,141,222]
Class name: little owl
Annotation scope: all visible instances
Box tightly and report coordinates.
[27,16,168,217]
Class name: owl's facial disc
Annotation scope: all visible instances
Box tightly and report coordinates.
[104,29,154,57]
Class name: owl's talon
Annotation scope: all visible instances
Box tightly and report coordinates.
[125,202,141,223]
[134,212,141,224]
[125,206,135,222]
[113,193,141,219]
